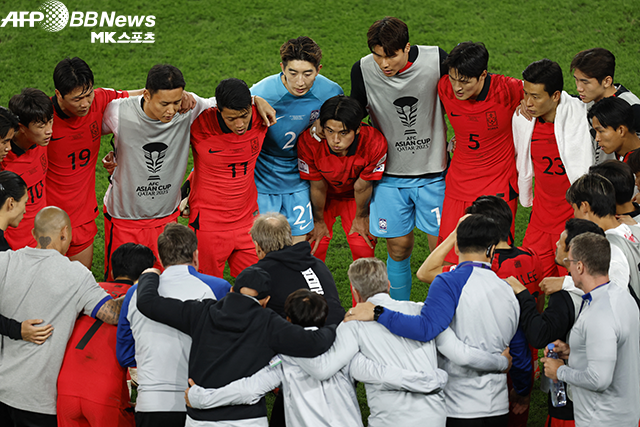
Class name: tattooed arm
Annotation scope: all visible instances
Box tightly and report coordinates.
[95,296,125,325]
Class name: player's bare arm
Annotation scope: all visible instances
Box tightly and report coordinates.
[306,179,331,255]
[95,296,125,325]
[20,319,54,345]
[253,96,277,127]
[350,177,375,249]
[101,151,117,174]
[417,214,469,283]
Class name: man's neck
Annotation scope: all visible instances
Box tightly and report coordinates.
[458,252,491,264]
[12,132,33,151]
[617,202,637,215]
[580,275,610,294]
[617,135,640,158]
[592,215,620,231]
[541,100,560,124]
[496,241,511,249]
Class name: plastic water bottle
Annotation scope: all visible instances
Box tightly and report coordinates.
[546,343,567,407]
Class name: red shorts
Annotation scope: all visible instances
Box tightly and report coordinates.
[523,225,567,279]
[544,415,575,427]
[66,220,98,257]
[192,227,258,278]
[313,197,376,263]
[57,395,134,427]
[438,196,517,264]
[103,208,177,281]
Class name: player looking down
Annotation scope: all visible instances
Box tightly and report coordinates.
[437,41,523,265]
[587,96,640,163]
[251,37,343,243]
[350,17,449,300]
[298,95,387,294]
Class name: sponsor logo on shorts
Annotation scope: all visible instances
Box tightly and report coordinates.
[379,218,387,232]
[298,159,309,174]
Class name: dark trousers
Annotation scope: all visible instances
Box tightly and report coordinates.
[0,402,57,427]
[134,412,186,427]
[447,414,509,427]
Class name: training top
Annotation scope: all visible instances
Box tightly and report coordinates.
[297,124,387,198]
[0,248,110,414]
[377,262,520,418]
[57,280,133,409]
[189,105,267,231]
[49,88,128,227]
[103,94,215,220]
[352,45,448,178]
[116,264,229,412]
[439,74,523,201]
[1,142,47,248]
[251,73,343,195]
[557,283,640,426]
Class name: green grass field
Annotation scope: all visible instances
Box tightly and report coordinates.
[2,0,640,425]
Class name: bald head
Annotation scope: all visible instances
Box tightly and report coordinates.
[33,207,72,254]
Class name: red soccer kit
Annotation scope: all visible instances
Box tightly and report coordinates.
[189,105,267,277]
[0,142,47,249]
[523,119,572,278]
[437,74,522,263]
[621,148,638,163]
[49,88,129,255]
[297,124,387,262]
[57,280,134,427]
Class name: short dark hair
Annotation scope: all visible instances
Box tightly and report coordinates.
[284,289,329,328]
[570,48,615,84]
[587,96,636,134]
[215,78,252,113]
[319,95,364,133]
[145,64,186,97]
[564,218,605,252]
[0,171,27,208]
[465,195,512,243]
[280,37,322,69]
[456,215,500,254]
[157,223,197,267]
[111,243,156,281]
[569,232,610,277]
[443,41,489,79]
[367,17,409,57]
[53,57,94,98]
[522,59,563,96]
[9,88,54,127]
[589,160,635,205]
[566,173,617,218]
[627,149,640,175]
[0,107,20,138]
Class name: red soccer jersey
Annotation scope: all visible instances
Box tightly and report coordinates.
[438,74,522,201]
[57,280,132,409]
[530,119,573,233]
[297,125,388,198]
[0,142,47,249]
[189,105,267,231]
[621,148,638,163]
[48,88,128,228]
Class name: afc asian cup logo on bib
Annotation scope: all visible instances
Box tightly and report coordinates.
[38,0,69,32]
[142,142,168,181]
[379,218,387,232]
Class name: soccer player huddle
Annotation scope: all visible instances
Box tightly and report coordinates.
[1,14,640,427]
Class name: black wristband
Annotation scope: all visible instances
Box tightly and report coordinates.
[373,305,384,321]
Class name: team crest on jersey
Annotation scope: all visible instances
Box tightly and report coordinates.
[379,218,387,232]
[393,97,418,135]
[309,109,320,124]
[486,111,498,130]
[250,137,259,154]
[298,159,309,174]
[90,120,99,140]
[40,153,47,172]
[142,142,168,180]
[374,154,387,172]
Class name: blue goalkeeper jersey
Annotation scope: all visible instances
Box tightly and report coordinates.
[251,73,343,194]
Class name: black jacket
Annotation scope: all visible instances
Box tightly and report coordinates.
[257,242,345,326]
[136,272,336,422]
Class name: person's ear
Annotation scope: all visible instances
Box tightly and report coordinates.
[192,249,199,270]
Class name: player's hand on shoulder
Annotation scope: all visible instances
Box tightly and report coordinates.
[309,119,325,141]
[505,276,527,294]
[21,319,53,345]
[179,91,197,113]
[179,196,190,218]
[501,347,512,373]
[102,151,117,175]
[540,277,563,295]
[344,302,375,322]
[185,378,196,408]
[254,96,277,127]
[447,135,456,153]
[515,99,533,121]
[616,214,637,226]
